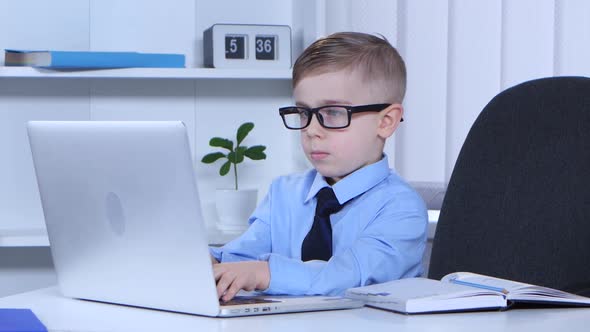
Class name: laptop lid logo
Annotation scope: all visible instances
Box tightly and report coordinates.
[105,192,126,236]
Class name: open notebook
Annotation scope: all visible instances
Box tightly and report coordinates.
[345,272,590,314]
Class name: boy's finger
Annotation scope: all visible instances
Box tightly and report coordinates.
[212,263,227,281]
[216,274,233,299]
[222,279,243,302]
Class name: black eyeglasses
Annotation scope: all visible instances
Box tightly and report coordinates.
[279,104,402,130]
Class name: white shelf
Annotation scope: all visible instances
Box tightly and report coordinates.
[0,66,292,80]
[0,228,49,247]
[0,227,241,247]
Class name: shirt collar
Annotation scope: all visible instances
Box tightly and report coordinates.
[305,155,391,204]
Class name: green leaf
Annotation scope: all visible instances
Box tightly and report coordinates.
[227,151,236,163]
[235,152,244,163]
[236,122,254,146]
[244,145,267,160]
[235,146,247,161]
[201,152,226,164]
[227,151,245,164]
[219,160,231,176]
[209,137,233,151]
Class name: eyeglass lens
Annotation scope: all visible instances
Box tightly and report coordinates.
[283,106,350,129]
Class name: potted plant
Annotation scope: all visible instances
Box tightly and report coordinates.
[201,122,266,232]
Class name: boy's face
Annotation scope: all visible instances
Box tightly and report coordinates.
[293,69,394,184]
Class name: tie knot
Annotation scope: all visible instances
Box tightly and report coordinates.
[316,187,343,217]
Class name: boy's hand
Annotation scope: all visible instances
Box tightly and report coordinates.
[213,261,270,302]
[210,255,219,265]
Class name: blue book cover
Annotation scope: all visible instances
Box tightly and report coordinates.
[5,49,185,68]
[0,308,47,332]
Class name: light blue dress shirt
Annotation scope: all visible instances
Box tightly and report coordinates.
[210,156,428,296]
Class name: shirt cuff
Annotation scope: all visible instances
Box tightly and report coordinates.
[262,253,324,295]
[209,247,223,262]
[209,246,256,263]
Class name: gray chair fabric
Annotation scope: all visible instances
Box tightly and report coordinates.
[409,181,446,210]
[428,76,590,297]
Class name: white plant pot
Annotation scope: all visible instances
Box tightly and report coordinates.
[215,188,258,233]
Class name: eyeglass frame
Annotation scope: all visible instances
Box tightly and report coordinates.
[278,103,403,130]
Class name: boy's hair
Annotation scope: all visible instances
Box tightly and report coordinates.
[293,32,406,104]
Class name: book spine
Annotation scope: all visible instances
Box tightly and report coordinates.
[47,51,185,68]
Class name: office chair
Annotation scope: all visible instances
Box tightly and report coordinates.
[428,76,590,296]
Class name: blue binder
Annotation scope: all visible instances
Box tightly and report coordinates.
[0,309,47,332]
[5,49,185,68]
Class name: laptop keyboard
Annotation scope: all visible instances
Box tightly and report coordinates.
[220,296,280,306]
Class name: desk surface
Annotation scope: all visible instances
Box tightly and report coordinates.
[1,287,590,332]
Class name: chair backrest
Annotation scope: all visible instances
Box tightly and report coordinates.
[428,76,590,296]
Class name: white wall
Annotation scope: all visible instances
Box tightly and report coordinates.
[0,0,298,234]
[2,0,590,296]
[318,0,590,183]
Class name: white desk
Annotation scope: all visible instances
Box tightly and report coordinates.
[1,287,589,332]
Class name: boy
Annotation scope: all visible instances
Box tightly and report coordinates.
[210,32,427,302]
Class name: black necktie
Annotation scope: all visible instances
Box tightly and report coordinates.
[301,187,344,261]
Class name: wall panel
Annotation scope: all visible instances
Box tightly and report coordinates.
[194,80,292,228]
[501,0,555,89]
[445,0,502,181]
[0,0,89,65]
[395,0,448,182]
[0,80,90,231]
[554,0,590,76]
[90,0,196,66]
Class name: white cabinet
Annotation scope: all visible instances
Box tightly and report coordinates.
[0,69,296,247]
[0,0,311,246]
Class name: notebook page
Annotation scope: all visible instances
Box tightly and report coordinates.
[442,272,590,303]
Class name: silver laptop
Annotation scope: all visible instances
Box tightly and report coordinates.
[27,121,362,317]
